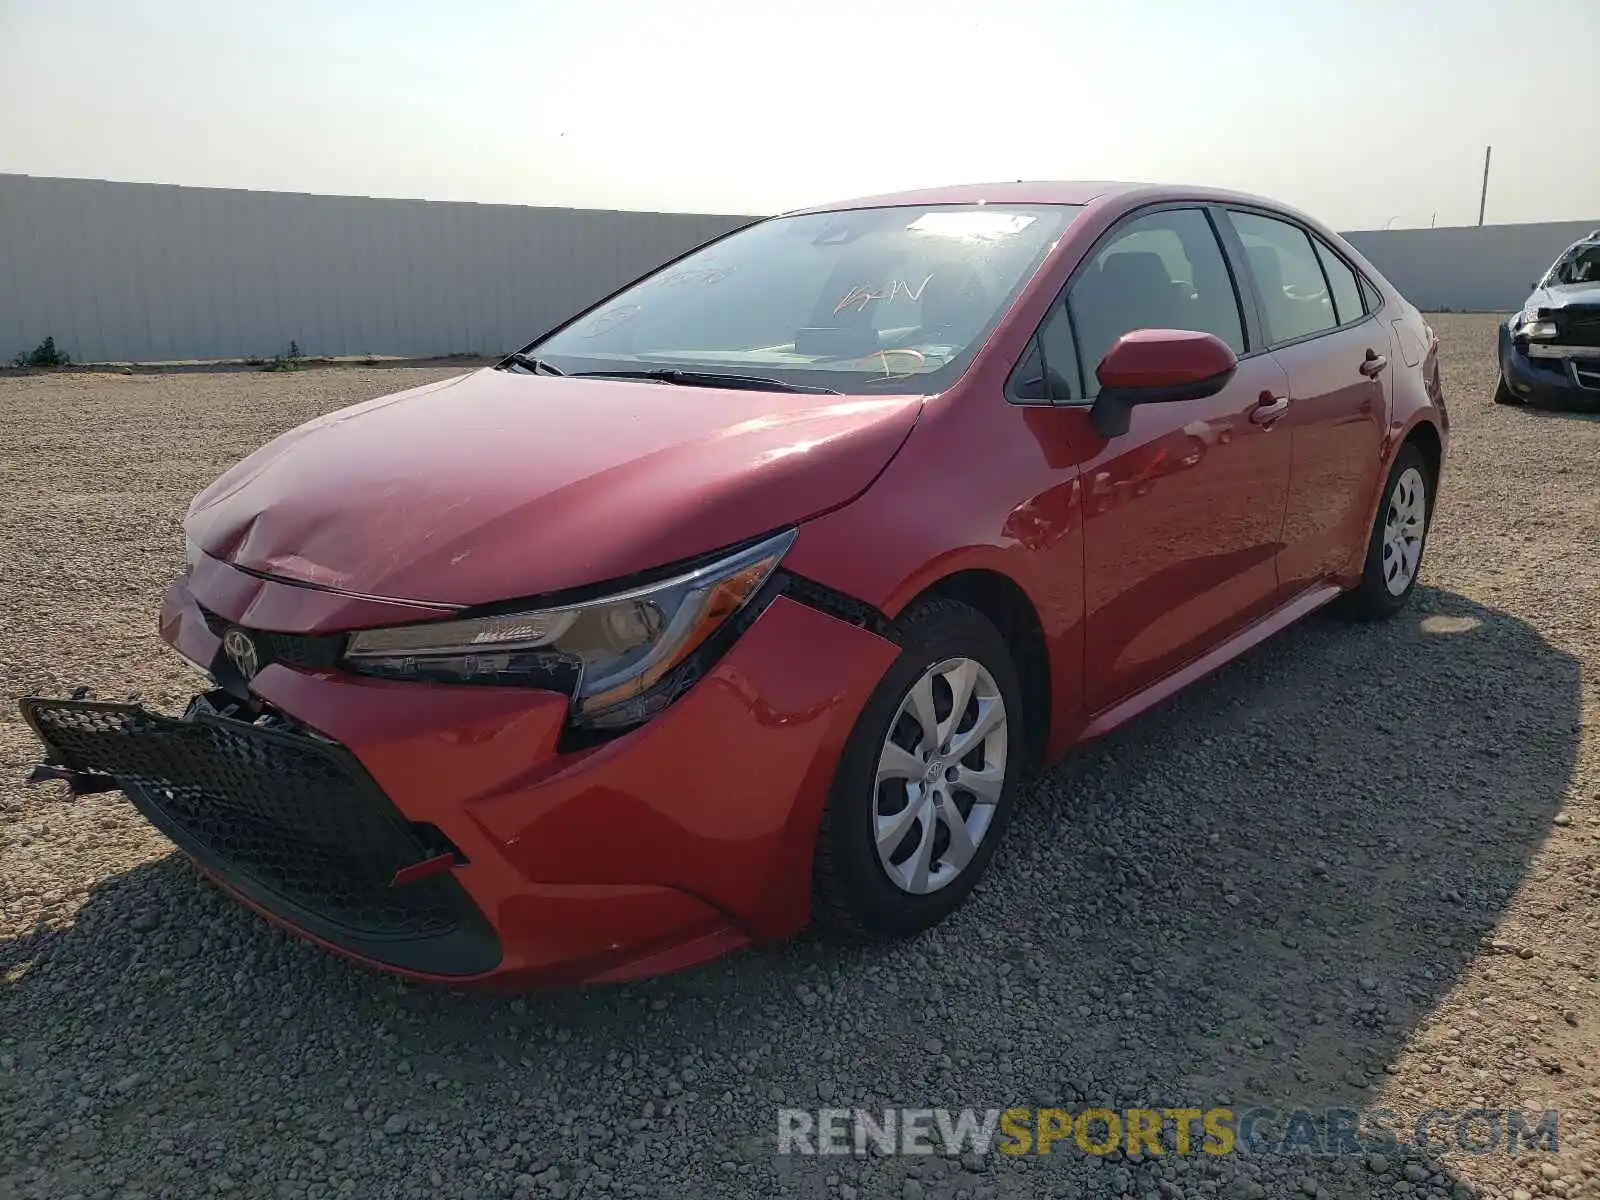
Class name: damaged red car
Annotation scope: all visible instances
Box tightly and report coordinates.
[22,182,1448,985]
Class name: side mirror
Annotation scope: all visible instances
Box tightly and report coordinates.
[1089,329,1239,439]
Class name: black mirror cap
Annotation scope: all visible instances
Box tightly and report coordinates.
[1087,365,1237,439]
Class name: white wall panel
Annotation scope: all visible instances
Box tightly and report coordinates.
[1344,220,1599,313]
[3,174,1595,363]
[0,174,751,362]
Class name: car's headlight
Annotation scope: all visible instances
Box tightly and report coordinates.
[184,535,202,570]
[342,529,795,727]
[1515,312,1559,340]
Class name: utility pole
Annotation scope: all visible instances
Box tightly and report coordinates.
[1477,145,1492,226]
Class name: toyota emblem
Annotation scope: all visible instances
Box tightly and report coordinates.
[222,628,260,679]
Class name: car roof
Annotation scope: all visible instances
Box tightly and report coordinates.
[785,180,1300,216]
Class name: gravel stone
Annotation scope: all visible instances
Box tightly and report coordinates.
[3,318,1598,1199]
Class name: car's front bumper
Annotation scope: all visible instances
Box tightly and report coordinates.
[1499,322,1600,407]
[23,563,899,986]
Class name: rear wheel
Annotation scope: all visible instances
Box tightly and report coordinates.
[1336,441,1433,621]
[1493,375,1523,405]
[813,598,1024,938]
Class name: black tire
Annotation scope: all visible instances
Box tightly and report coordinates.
[813,598,1025,938]
[1493,375,1524,406]
[1335,441,1433,621]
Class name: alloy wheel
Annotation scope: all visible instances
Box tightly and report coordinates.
[1382,466,1428,596]
[872,657,1008,895]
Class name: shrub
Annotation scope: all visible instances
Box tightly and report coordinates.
[263,340,304,373]
[11,336,72,368]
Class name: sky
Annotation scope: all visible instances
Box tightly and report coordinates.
[1,0,1597,231]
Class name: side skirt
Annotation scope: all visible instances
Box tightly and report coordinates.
[1076,583,1345,743]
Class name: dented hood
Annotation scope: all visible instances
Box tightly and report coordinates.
[1528,282,1600,311]
[186,369,922,607]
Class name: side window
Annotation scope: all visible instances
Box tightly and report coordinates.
[1037,303,1082,402]
[1227,211,1337,344]
[1313,238,1365,326]
[1359,274,1383,314]
[1008,337,1048,402]
[1067,208,1245,398]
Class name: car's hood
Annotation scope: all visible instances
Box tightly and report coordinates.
[186,369,923,607]
[1528,283,1600,311]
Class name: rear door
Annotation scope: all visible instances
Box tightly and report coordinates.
[1221,209,1388,595]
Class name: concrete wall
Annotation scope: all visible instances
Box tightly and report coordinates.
[0,174,752,363]
[1344,220,1599,313]
[4,173,1596,363]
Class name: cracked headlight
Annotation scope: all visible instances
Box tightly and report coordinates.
[1515,312,1558,340]
[342,529,794,727]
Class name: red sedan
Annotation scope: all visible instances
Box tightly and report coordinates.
[22,181,1447,985]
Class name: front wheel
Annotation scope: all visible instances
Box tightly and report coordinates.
[1335,442,1433,621]
[813,598,1025,938]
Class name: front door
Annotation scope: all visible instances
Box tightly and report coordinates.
[1038,206,1294,713]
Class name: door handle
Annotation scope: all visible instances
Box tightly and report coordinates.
[1359,349,1388,377]
[1250,392,1289,425]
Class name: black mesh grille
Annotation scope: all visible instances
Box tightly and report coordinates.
[1558,309,1600,347]
[21,698,499,975]
[199,607,344,671]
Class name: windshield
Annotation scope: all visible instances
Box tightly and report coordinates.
[528,203,1083,393]
[1542,240,1600,287]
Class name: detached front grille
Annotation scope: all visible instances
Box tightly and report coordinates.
[21,697,500,976]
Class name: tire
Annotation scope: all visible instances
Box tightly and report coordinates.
[1335,441,1433,621]
[1493,375,1524,406]
[813,598,1026,938]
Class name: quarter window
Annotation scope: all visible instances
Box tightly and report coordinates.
[1228,211,1337,344]
[1359,274,1383,313]
[1313,239,1365,326]
[1037,304,1083,402]
[1067,208,1245,398]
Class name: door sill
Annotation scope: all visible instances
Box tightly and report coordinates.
[1077,583,1345,742]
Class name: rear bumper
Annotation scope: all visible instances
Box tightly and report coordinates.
[25,566,899,986]
[1499,323,1600,407]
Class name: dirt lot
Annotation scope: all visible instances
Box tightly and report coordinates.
[2,314,1599,1200]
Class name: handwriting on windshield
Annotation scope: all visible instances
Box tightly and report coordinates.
[872,348,926,378]
[578,304,641,338]
[832,273,935,316]
[656,266,733,288]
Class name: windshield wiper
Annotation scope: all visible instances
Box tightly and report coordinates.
[566,368,840,395]
[498,352,565,376]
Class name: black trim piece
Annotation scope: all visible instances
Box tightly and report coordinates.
[219,561,467,611]
[1207,204,1267,355]
[1089,365,1237,439]
[776,571,895,639]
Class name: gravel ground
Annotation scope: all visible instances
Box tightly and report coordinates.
[2,314,1599,1200]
